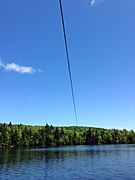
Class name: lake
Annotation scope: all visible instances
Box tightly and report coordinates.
[0,145,135,179]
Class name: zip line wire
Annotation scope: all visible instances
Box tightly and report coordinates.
[58,0,78,126]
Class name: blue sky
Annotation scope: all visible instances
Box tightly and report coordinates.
[0,0,135,129]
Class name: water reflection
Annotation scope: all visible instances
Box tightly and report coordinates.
[0,145,132,165]
[0,145,135,180]
[0,147,105,165]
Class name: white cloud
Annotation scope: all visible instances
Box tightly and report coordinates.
[90,0,104,6]
[0,60,41,74]
[90,0,96,5]
[37,68,43,73]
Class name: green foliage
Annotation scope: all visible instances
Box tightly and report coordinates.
[0,122,135,148]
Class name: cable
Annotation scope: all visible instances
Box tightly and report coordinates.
[59,0,78,126]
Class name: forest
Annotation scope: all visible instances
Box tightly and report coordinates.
[0,122,135,148]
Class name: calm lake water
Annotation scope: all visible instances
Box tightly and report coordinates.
[0,145,135,180]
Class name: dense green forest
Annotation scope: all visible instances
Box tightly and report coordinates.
[0,122,135,148]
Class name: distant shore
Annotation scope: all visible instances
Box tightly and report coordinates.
[0,122,135,149]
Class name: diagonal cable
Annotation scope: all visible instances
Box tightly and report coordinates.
[59,0,78,126]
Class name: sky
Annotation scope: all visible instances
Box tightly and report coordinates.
[0,0,135,129]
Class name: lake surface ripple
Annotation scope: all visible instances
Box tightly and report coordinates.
[0,145,135,180]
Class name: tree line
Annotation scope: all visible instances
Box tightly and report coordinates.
[0,122,135,148]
